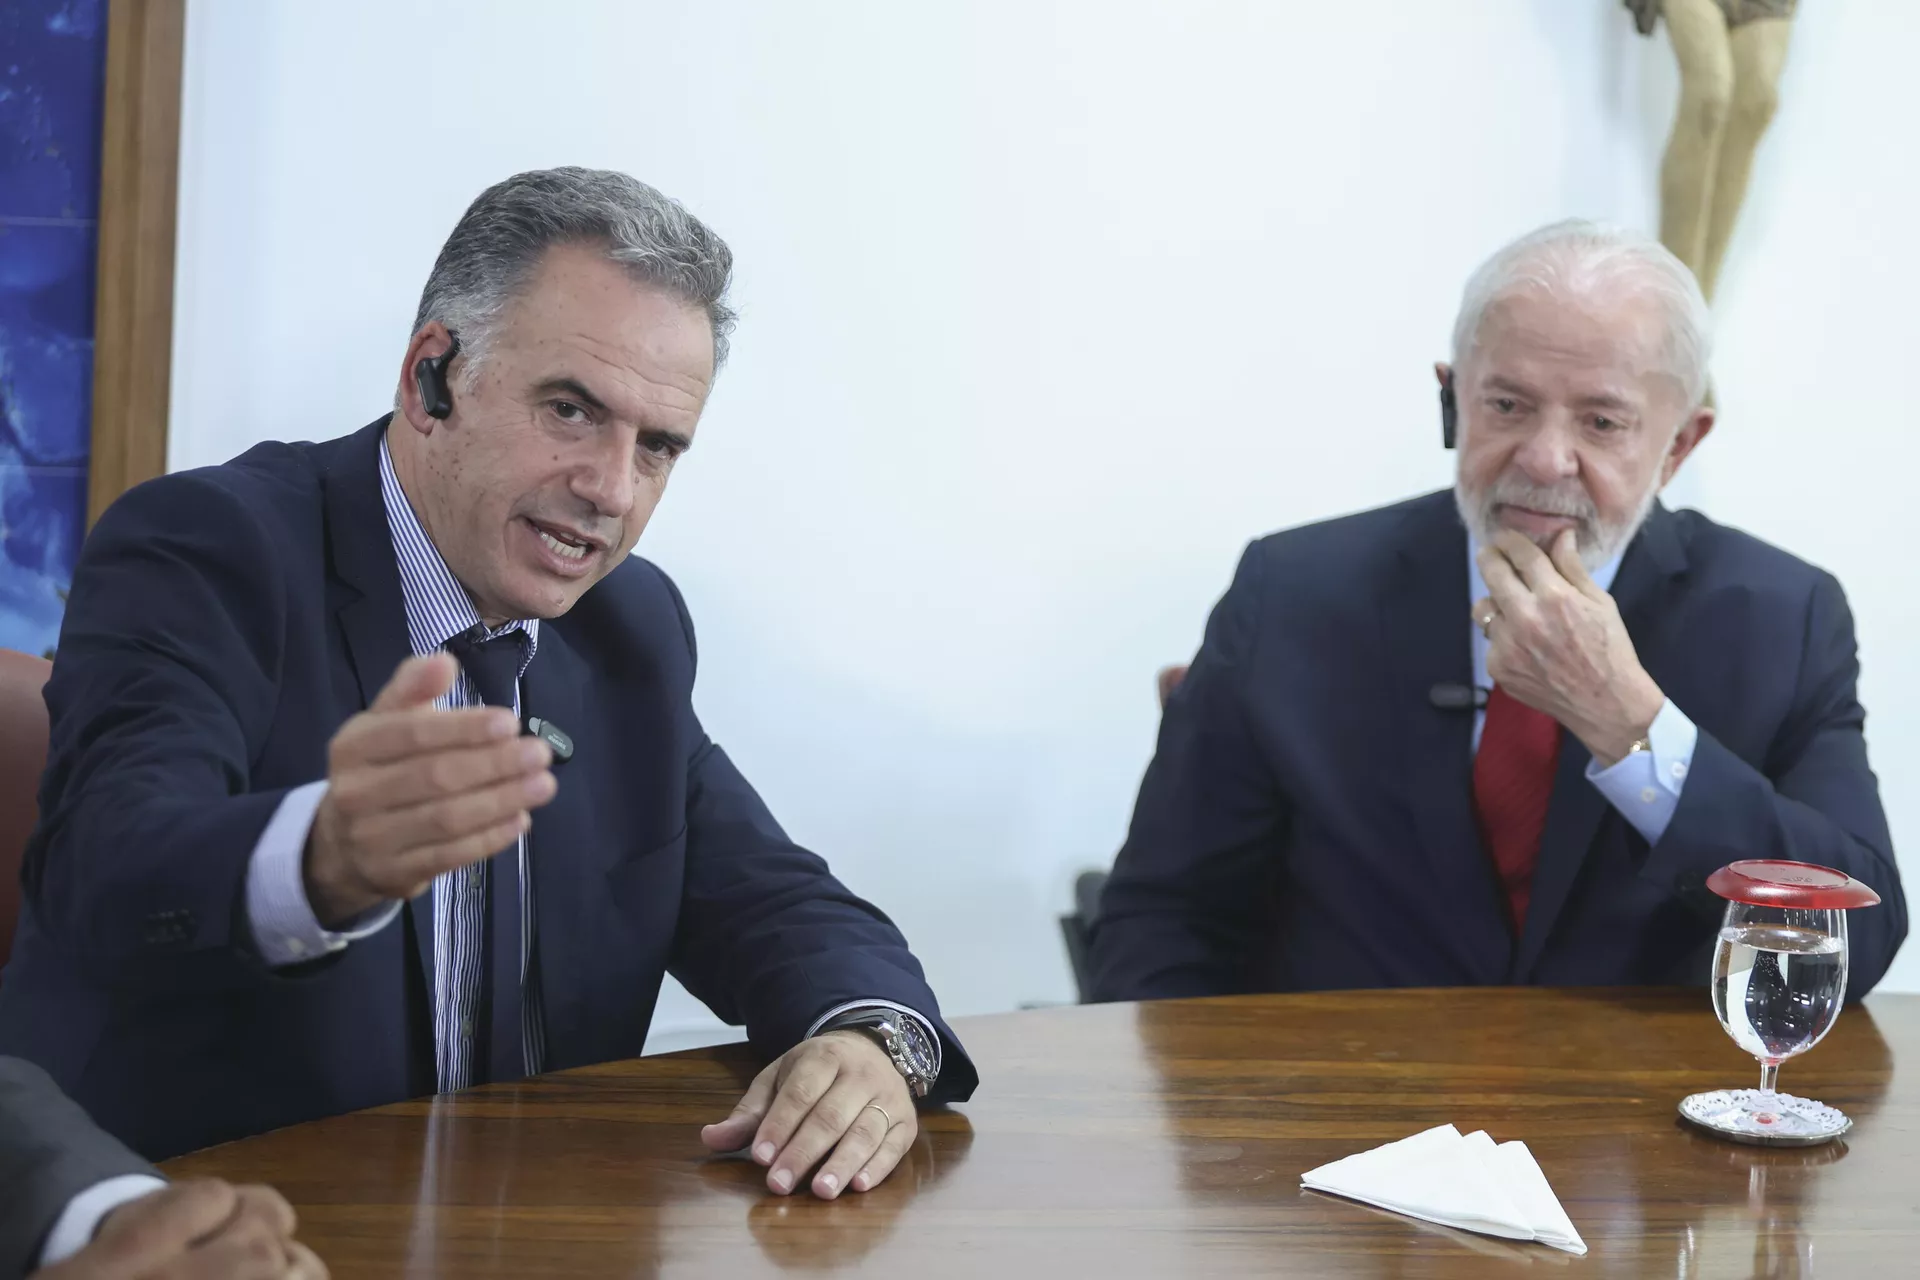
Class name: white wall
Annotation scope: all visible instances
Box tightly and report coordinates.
[168,0,1920,1043]
[1672,0,1920,993]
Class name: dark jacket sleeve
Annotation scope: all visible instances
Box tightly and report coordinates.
[1648,571,1907,999]
[0,1056,158,1280]
[1088,542,1291,1001]
[27,473,294,990]
[655,579,978,1104]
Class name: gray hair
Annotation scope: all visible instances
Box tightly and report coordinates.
[412,167,737,382]
[1450,219,1713,411]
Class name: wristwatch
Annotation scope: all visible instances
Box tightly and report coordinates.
[828,1010,938,1099]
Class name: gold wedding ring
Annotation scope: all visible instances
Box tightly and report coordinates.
[862,1103,894,1130]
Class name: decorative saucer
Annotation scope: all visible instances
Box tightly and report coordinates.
[1678,1089,1852,1146]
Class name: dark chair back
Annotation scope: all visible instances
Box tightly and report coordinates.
[0,648,52,977]
[1060,664,1190,1001]
[1057,869,1109,1002]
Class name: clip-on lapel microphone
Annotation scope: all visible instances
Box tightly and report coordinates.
[526,717,575,764]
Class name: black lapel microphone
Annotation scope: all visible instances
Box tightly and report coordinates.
[1428,682,1489,711]
[525,716,575,763]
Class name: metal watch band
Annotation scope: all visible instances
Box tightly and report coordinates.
[826,1011,935,1099]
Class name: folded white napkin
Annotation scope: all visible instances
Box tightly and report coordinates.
[1301,1124,1587,1255]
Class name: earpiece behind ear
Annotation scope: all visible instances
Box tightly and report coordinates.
[413,332,463,420]
[1440,382,1458,450]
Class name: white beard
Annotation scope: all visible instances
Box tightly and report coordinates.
[1453,468,1662,572]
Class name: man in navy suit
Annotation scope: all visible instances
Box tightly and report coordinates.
[1090,219,1906,1003]
[0,168,974,1201]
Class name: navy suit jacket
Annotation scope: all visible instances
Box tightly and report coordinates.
[0,419,976,1160]
[1090,491,1907,1003]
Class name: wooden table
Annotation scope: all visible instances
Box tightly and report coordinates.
[165,988,1920,1278]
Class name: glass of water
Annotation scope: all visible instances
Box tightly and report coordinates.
[1681,860,1881,1145]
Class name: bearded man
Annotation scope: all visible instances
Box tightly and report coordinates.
[1088,219,1906,1003]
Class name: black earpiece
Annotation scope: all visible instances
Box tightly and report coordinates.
[413,331,463,420]
[1439,380,1458,450]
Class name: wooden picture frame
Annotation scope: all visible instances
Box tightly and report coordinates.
[87,0,186,526]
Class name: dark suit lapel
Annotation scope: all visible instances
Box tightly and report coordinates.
[318,416,434,984]
[518,625,596,1057]
[1512,503,1689,979]
[1507,738,1609,981]
[1385,494,1514,980]
[322,416,412,707]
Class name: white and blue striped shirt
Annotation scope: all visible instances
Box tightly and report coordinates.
[243,432,938,1089]
[244,438,542,1092]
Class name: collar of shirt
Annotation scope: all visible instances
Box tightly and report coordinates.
[1468,536,1623,696]
[379,431,540,662]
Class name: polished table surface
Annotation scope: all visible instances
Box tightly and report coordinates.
[165,988,1919,1278]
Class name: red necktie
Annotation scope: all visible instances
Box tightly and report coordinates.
[1473,684,1561,930]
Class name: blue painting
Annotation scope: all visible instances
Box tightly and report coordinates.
[0,0,105,658]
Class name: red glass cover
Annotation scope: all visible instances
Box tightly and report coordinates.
[1706,859,1881,910]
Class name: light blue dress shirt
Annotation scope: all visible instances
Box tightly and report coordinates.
[1468,540,1697,844]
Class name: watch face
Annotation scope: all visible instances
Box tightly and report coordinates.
[896,1018,938,1079]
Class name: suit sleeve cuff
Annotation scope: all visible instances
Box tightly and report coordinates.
[244,780,399,966]
[1585,698,1699,845]
[807,1000,943,1084]
[39,1175,168,1268]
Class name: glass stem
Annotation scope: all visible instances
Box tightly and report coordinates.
[1759,1060,1780,1096]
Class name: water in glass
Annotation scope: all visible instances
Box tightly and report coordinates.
[1711,920,1846,1062]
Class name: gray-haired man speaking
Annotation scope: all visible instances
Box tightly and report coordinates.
[0,169,976,1202]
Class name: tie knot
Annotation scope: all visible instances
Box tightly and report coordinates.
[445,629,528,710]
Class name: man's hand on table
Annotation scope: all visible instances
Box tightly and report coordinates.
[1474,528,1665,767]
[700,1031,916,1200]
[37,1180,327,1280]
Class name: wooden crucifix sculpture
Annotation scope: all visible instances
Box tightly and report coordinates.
[1626,0,1796,302]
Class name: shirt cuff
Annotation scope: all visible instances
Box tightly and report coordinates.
[39,1174,168,1267]
[244,779,400,966]
[807,999,943,1084]
[1585,698,1699,845]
